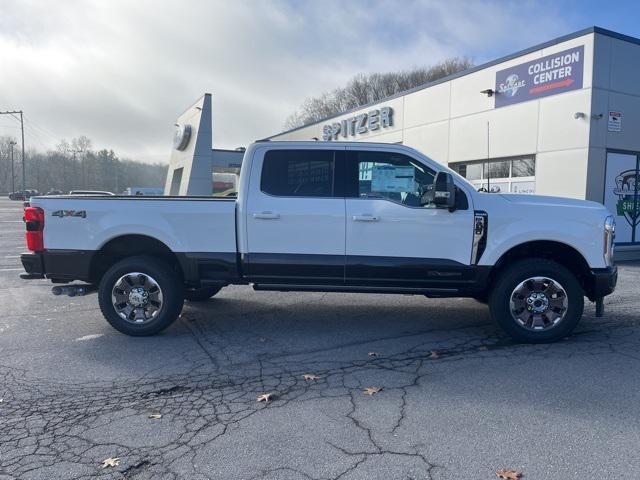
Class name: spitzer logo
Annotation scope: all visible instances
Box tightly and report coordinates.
[498,74,526,97]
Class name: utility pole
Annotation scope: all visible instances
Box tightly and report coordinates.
[70,149,82,189]
[9,140,16,193]
[0,110,25,190]
[20,111,25,190]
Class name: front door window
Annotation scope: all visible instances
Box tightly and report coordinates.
[354,151,435,207]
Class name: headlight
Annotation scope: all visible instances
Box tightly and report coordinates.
[604,216,615,266]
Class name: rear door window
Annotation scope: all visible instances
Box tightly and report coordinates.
[261,150,339,197]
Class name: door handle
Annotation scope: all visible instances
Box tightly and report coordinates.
[253,212,280,220]
[353,214,379,222]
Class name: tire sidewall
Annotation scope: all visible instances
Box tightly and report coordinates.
[489,259,584,343]
[98,256,183,336]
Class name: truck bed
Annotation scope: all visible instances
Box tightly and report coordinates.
[29,195,237,254]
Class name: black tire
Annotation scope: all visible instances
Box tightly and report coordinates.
[98,255,184,336]
[488,258,584,343]
[472,293,489,305]
[184,286,222,302]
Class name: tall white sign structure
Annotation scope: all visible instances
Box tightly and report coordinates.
[164,94,213,196]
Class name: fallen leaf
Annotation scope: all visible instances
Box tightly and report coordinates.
[363,386,383,396]
[148,413,162,419]
[496,469,522,480]
[429,351,441,359]
[101,457,120,469]
[303,374,320,381]
[368,352,379,357]
[479,345,489,351]
[257,393,274,402]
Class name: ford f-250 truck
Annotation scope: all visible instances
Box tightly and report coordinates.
[20,142,617,343]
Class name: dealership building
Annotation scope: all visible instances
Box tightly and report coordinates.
[166,27,640,256]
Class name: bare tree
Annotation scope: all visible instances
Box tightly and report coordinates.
[1,136,168,194]
[285,57,474,129]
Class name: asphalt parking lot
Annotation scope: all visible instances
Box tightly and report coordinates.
[0,197,639,480]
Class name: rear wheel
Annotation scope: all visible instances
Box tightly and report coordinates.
[488,258,584,343]
[184,286,222,302]
[98,255,184,336]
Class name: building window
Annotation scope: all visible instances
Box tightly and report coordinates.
[512,158,536,177]
[450,156,535,194]
[261,150,336,197]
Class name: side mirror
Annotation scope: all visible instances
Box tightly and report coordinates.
[428,172,456,211]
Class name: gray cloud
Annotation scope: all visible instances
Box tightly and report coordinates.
[0,0,570,163]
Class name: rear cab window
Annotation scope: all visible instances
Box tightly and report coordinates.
[260,150,343,197]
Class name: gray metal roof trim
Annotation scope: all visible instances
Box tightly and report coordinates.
[263,26,639,141]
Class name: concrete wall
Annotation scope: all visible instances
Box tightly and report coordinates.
[588,33,640,202]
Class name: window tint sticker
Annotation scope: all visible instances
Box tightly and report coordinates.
[371,165,415,193]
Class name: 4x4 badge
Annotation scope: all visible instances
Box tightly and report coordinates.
[52,210,86,218]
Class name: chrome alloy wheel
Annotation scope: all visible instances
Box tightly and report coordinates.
[111,272,163,324]
[509,276,569,331]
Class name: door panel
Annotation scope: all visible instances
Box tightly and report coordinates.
[345,148,474,287]
[246,148,346,283]
[346,199,474,285]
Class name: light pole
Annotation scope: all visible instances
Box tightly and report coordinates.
[9,140,17,193]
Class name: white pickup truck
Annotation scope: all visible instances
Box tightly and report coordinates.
[20,141,617,343]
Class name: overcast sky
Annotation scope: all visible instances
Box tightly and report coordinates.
[0,0,637,163]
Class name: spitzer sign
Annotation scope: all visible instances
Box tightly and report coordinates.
[495,45,584,108]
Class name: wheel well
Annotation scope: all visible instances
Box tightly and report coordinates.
[89,235,183,284]
[491,241,591,293]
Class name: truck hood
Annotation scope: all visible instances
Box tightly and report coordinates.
[499,194,606,210]
[470,192,612,269]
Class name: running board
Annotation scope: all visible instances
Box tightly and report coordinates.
[252,284,459,297]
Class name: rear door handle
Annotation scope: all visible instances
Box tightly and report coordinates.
[353,214,379,222]
[253,212,280,220]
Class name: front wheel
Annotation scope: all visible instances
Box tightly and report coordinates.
[98,255,184,336]
[489,259,584,343]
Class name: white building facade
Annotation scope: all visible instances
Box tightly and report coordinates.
[267,27,640,253]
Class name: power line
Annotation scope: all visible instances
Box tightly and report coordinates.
[23,114,60,143]
[22,124,50,151]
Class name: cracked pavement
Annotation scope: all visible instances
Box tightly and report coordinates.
[1,197,639,479]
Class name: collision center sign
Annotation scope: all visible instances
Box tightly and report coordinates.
[495,45,584,108]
